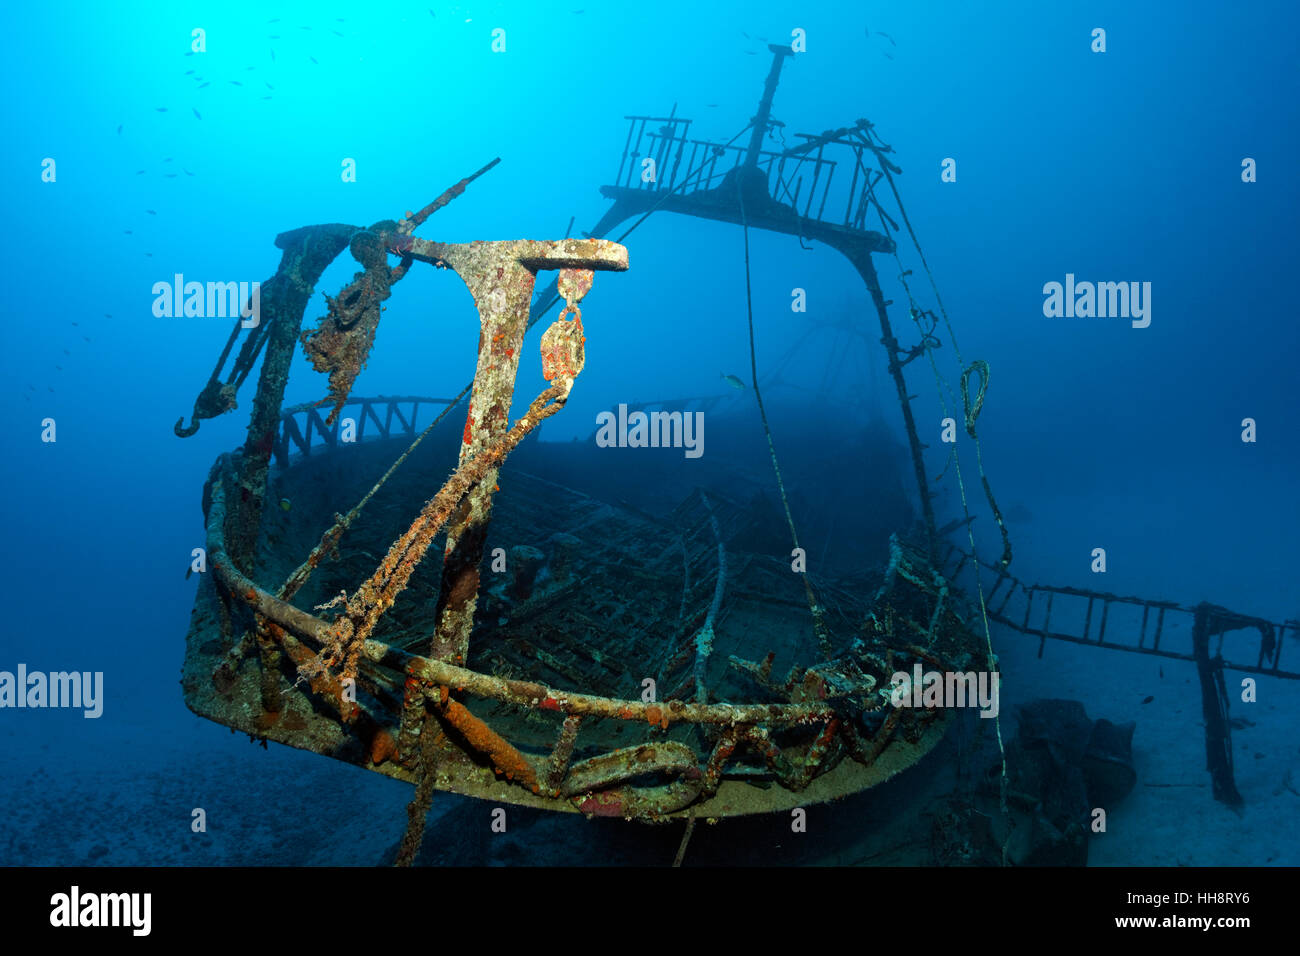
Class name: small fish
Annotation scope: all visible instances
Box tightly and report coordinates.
[883,52,894,60]
[265,82,274,89]
[246,65,255,70]
[123,230,132,234]
[163,157,173,162]
[55,365,62,371]
[183,168,194,176]
[145,209,156,214]
[270,50,276,61]
[230,80,243,86]
[706,103,718,108]
[135,169,145,174]
[1141,695,1155,704]
[721,373,746,390]
[198,82,210,88]
[71,322,78,326]
[164,173,178,178]
[192,108,202,119]
[309,55,318,64]
[28,384,35,391]
[268,18,280,23]
[145,252,153,257]
[155,107,168,112]
[269,34,280,39]
[184,69,194,75]
[279,497,292,512]
[116,124,122,134]
[104,314,112,318]
[428,8,435,16]
[48,387,54,393]
[332,29,343,36]
[301,25,311,30]
[83,337,91,343]
[879,31,896,46]
[62,349,70,356]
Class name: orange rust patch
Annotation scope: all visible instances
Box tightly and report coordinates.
[370,729,398,766]
[441,698,538,789]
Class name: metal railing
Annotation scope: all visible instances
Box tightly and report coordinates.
[611,115,889,232]
[274,395,459,469]
[942,544,1298,680]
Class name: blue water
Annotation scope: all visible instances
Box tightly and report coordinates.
[1,0,1298,866]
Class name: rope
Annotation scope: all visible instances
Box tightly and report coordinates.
[672,811,698,868]
[393,720,441,867]
[277,383,473,602]
[960,360,1011,569]
[692,492,726,703]
[736,177,833,661]
[960,360,988,434]
[865,141,1012,857]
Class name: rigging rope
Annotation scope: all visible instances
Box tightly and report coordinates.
[278,383,474,602]
[736,176,833,662]
[866,142,1012,852]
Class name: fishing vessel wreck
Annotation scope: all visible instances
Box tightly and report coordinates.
[177,46,1295,865]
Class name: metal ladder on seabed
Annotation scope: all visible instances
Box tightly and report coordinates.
[941,543,1300,808]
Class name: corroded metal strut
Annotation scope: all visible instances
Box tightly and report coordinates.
[382,238,627,666]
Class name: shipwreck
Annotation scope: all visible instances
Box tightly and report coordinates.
[177,46,1296,866]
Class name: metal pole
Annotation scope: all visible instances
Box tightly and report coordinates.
[743,45,793,170]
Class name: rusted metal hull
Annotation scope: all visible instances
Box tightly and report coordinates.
[181,559,954,821]
[183,423,977,822]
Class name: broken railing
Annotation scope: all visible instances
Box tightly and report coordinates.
[942,543,1298,807]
